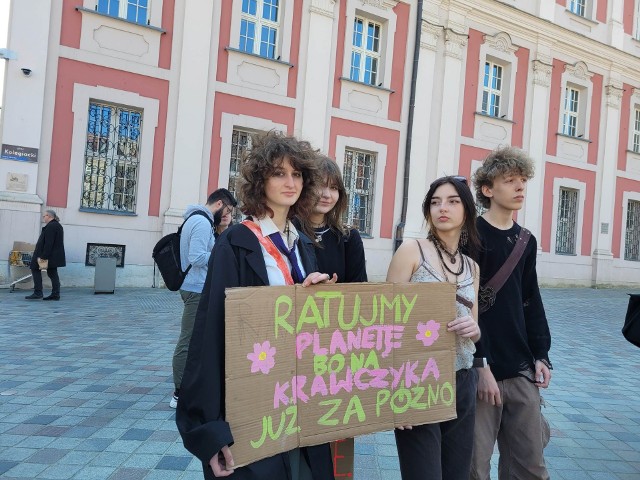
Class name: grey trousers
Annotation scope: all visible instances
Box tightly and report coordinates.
[172,290,201,392]
[471,375,550,480]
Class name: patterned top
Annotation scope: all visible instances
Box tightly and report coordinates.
[411,240,476,371]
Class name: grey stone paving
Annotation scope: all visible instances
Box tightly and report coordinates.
[0,287,639,479]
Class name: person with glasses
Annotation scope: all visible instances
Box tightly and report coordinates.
[176,131,337,479]
[386,175,482,480]
[170,188,237,409]
[25,209,66,301]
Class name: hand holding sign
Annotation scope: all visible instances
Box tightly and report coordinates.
[209,446,234,478]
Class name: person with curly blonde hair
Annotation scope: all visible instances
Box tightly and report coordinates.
[469,146,552,480]
[176,131,337,480]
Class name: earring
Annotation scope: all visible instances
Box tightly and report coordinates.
[460,227,468,247]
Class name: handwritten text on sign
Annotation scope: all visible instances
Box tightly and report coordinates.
[225,282,457,467]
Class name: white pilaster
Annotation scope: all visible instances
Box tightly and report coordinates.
[299,0,337,150]
[522,55,552,241]
[165,0,215,220]
[404,22,443,239]
[434,29,467,178]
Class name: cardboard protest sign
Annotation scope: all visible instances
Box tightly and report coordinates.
[225,282,457,467]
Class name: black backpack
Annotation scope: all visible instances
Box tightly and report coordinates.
[152,211,214,291]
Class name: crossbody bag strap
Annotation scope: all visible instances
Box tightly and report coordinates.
[478,228,531,314]
[242,220,294,286]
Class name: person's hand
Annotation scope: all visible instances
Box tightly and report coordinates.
[395,425,413,430]
[447,315,480,340]
[302,272,338,287]
[209,446,234,477]
[534,360,551,388]
[477,367,501,406]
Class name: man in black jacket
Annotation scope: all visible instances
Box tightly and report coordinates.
[26,210,66,301]
[470,147,552,480]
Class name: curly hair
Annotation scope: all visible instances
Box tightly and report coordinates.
[473,146,535,209]
[239,131,321,223]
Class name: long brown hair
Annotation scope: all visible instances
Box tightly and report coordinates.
[314,155,348,235]
[422,176,481,261]
[239,131,321,225]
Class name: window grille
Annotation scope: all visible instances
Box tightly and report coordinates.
[562,87,580,137]
[482,61,503,117]
[239,0,279,59]
[569,0,586,17]
[342,149,375,235]
[350,17,381,86]
[555,187,579,255]
[82,102,142,213]
[228,129,253,223]
[97,0,148,25]
[625,200,640,261]
[633,109,640,154]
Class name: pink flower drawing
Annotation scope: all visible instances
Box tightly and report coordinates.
[247,340,276,374]
[416,320,441,347]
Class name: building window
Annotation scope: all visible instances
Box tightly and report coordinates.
[239,0,279,59]
[97,0,149,25]
[343,149,376,235]
[636,1,640,40]
[569,0,586,17]
[82,102,142,213]
[227,129,253,223]
[349,16,381,86]
[562,87,580,137]
[633,109,640,153]
[555,187,579,255]
[625,200,640,261]
[481,61,503,117]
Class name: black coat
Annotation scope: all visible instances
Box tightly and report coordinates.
[31,219,66,269]
[176,223,335,480]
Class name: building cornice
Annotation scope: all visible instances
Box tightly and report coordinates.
[453,0,640,80]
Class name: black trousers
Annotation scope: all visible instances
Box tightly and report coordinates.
[31,267,60,296]
[395,368,479,480]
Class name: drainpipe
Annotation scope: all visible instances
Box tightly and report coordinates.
[394,0,424,251]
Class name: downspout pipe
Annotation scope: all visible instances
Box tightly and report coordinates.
[394,0,423,252]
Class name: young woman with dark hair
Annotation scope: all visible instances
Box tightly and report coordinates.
[297,155,367,283]
[176,131,337,480]
[386,175,482,480]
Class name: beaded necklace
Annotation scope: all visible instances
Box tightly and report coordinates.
[430,237,464,278]
[427,232,460,264]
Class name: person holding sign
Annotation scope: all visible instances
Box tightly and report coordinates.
[176,131,337,480]
[386,176,482,480]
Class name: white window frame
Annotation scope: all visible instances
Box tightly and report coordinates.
[476,32,517,121]
[349,16,382,86]
[562,86,581,137]
[558,62,593,140]
[569,0,587,17]
[238,0,281,59]
[335,136,387,240]
[481,61,504,117]
[342,1,397,89]
[67,85,158,226]
[621,192,640,262]
[550,178,586,258]
[96,0,150,25]
[635,0,640,40]
[342,148,377,235]
[633,108,640,153]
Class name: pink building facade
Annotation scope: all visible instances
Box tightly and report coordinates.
[0,0,639,287]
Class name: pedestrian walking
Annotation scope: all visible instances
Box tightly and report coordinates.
[25,209,65,301]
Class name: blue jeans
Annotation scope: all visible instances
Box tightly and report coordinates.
[395,368,479,480]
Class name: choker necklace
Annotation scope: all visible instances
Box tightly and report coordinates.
[429,237,464,277]
[427,232,459,264]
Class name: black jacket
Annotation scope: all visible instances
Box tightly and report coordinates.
[31,219,66,269]
[176,223,335,480]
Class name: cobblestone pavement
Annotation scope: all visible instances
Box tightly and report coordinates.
[0,287,639,479]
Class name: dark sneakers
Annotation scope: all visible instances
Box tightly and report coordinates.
[43,295,60,301]
[25,293,43,300]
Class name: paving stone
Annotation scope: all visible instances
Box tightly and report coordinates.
[1,287,639,478]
